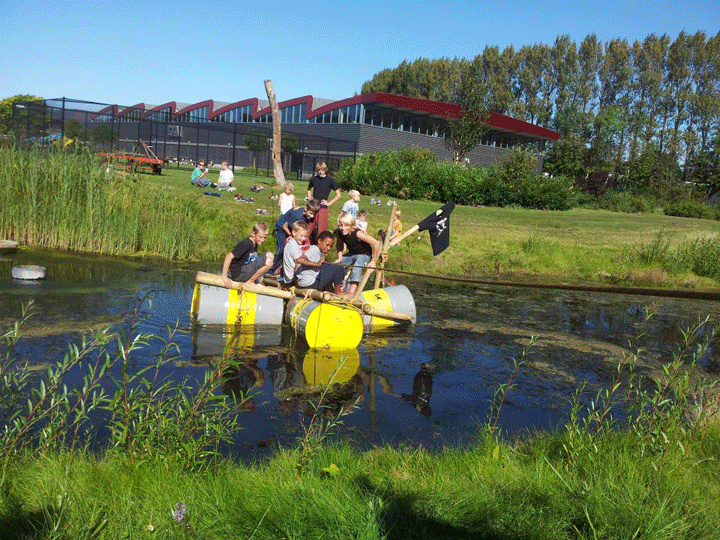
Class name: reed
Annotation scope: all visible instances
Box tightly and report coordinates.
[0,147,208,260]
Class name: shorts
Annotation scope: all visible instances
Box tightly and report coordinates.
[232,255,267,282]
[311,263,345,291]
[342,253,370,283]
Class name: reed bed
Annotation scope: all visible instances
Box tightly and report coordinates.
[0,147,203,260]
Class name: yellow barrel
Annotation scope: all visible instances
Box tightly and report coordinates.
[191,282,284,326]
[302,348,361,386]
[360,285,417,332]
[285,297,363,350]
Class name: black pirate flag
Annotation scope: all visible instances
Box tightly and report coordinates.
[418,201,455,256]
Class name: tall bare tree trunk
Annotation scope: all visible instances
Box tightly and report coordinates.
[264,80,286,187]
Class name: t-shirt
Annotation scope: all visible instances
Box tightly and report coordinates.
[276,207,306,233]
[279,193,295,214]
[295,245,322,287]
[218,168,234,186]
[342,199,358,218]
[191,167,204,184]
[307,175,338,204]
[283,237,304,283]
[229,237,258,279]
[337,228,373,257]
[357,220,368,232]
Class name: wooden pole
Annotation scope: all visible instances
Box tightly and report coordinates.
[374,202,398,290]
[196,272,412,322]
[264,80,286,187]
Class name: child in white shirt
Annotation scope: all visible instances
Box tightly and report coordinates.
[278,183,296,215]
[217,161,234,188]
[341,189,360,219]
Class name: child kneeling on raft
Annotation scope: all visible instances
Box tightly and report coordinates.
[221,222,274,288]
[290,230,347,296]
[335,210,381,296]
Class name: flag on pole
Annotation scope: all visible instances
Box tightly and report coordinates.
[418,201,455,255]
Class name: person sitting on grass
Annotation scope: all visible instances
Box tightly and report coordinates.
[217,161,234,189]
[221,222,273,287]
[335,211,381,296]
[270,198,321,275]
[356,209,368,232]
[292,230,347,296]
[191,159,216,188]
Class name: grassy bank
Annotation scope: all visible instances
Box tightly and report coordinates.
[2,428,719,539]
[3,148,720,288]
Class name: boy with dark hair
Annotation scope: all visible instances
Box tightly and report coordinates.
[292,230,346,295]
[221,222,274,287]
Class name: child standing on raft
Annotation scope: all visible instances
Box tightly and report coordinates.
[335,211,381,296]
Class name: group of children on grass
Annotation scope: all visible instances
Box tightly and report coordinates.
[221,162,400,298]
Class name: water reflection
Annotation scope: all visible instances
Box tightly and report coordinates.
[3,249,720,456]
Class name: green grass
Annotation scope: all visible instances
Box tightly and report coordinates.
[4,148,720,288]
[2,428,719,539]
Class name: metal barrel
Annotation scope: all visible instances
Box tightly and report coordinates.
[285,296,363,350]
[359,285,417,332]
[191,324,283,359]
[191,282,284,326]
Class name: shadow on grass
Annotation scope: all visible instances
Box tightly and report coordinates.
[355,474,521,540]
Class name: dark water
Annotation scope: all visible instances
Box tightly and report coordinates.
[3,248,720,458]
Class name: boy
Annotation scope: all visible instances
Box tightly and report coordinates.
[217,161,234,189]
[221,222,274,287]
[292,230,346,295]
[270,198,321,274]
[341,190,360,219]
[191,159,216,188]
[356,209,368,232]
[282,221,310,285]
[306,162,341,234]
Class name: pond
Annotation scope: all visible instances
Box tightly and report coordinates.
[2,248,720,460]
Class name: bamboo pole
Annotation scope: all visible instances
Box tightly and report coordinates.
[195,272,412,322]
[354,202,397,297]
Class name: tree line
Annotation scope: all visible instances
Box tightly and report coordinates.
[361,32,720,198]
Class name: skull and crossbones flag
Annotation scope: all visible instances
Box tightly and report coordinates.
[417,201,455,255]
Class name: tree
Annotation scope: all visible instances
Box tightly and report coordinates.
[91,124,116,145]
[443,73,490,162]
[0,94,45,138]
[243,130,270,169]
[64,119,88,141]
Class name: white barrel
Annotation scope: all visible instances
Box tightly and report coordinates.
[285,297,363,350]
[12,265,46,280]
[192,325,282,358]
[360,285,416,332]
[192,282,284,325]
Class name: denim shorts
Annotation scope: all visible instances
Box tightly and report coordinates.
[342,253,370,283]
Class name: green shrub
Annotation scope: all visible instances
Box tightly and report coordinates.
[597,191,657,213]
[664,199,720,220]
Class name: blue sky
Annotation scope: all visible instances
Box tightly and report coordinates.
[1,0,717,107]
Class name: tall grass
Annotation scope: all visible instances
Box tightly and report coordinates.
[0,147,205,259]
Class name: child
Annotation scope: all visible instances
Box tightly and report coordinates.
[278,182,295,215]
[341,189,360,219]
[217,161,234,188]
[293,230,347,295]
[356,209,368,232]
[390,209,403,240]
[191,159,216,188]
[335,211,380,296]
[270,198,321,274]
[221,222,274,287]
[282,221,310,284]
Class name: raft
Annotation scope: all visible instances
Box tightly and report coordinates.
[191,271,415,349]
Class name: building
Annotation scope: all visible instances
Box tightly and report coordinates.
[19,94,560,174]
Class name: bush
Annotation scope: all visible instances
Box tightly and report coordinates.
[597,191,657,213]
[663,199,720,220]
[338,148,578,210]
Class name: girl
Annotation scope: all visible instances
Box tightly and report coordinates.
[278,182,295,215]
[335,211,381,296]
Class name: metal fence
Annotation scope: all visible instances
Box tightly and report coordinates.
[11,97,358,178]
